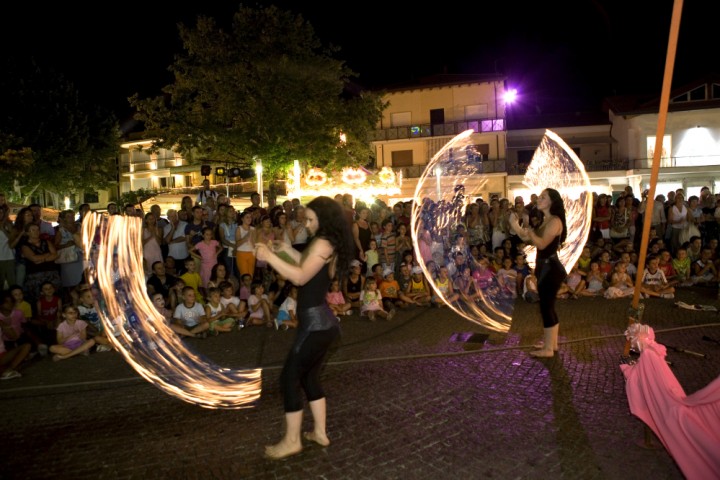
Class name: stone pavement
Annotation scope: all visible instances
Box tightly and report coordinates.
[1,286,719,479]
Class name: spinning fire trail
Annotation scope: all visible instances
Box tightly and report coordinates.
[82,213,262,409]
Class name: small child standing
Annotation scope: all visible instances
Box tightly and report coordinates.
[326,278,352,316]
[37,281,62,332]
[180,257,205,304]
[364,239,380,274]
[204,287,236,334]
[360,277,390,321]
[238,274,252,303]
[50,304,96,361]
[190,226,222,289]
[172,286,210,338]
[247,283,273,328]
[275,285,299,330]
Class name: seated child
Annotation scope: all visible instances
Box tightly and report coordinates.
[172,286,210,338]
[640,255,675,299]
[379,268,414,310]
[50,304,96,361]
[151,292,196,338]
[432,265,460,306]
[360,277,393,321]
[0,312,31,379]
[557,263,586,299]
[326,278,352,316]
[454,264,480,302]
[496,257,518,299]
[672,246,693,287]
[604,261,635,299]
[246,283,273,328]
[218,281,248,329]
[76,287,113,352]
[580,261,605,297]
[513,253,531,296]
[343,260,365,309]
[690,247,719,285]
[204,287,236,334]
[523,269,540,303]
[275,285,299,330]
[406,266,431,306]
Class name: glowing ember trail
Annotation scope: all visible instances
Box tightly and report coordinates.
[82,213,262,409]
[410,129,592,333]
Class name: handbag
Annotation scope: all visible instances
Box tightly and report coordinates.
[55,246,78,264]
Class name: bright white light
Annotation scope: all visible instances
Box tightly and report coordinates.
[503,88,518,105]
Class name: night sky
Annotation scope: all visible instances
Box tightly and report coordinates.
[2,1,717,120]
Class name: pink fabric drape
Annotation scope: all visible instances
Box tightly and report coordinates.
[620,325,720,480]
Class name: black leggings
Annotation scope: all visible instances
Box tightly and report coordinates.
[536,257,566,328]
[281,326,340,412]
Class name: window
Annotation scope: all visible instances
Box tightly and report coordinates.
[159,177,175,189]
[83,191,99,203]
[391,150,413,167]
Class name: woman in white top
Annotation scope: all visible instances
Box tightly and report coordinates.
[669,193,688,253]
[235,211,256,281]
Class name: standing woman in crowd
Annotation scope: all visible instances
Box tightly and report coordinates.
[20,223,61,304]
[54,209,84,298]
[509,189,567,358]
[255,196,353,460]
[235,211,256,282]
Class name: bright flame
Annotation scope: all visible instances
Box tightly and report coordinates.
[410,129,592,333]
[521,130,593,273]
[81,214,262,409]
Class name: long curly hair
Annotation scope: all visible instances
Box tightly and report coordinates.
[306,196,354,279]
[545,188,567,245]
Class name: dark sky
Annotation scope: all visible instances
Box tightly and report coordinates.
[2,1,716,120]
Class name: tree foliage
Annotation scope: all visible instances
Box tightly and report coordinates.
[0,58,120,204]
[130,5,386,178]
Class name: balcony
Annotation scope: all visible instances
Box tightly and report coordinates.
[370,118,505,141]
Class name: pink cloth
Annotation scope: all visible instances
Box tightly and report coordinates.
[620,325,720,480]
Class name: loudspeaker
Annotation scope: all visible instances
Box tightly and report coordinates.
[200,165,212,176]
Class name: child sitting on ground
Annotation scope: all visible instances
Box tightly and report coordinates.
[172,286,210,338]
[275,285,299,330]
[50,304,96,361]
[246,283,273,328]
[379,268,413,311]
[151,292,196,338]
[578,261,604,297]
[0,297,31,379]
[218,281,248,329]
[360,277,393,321]
[76,287,113,352]
[406,266,432,306]
[326,278,353,316]
[640,255,675,299]
[672,246,693,287]
[604,261,635,299]
[557,263,586,299]
[204,287,236,334]
[523,269,540,303]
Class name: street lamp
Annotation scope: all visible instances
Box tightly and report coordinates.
[255,159,263,207]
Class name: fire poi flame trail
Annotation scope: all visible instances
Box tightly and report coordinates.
[410,129,592,333]
[82,213,262,409]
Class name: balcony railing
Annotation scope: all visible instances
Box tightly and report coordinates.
[631,155,720,169]
[369,118,506,141]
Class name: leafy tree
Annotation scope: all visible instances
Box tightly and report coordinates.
[130,5,386,178]
[0,58,120,205]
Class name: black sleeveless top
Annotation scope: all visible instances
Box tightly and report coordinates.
[297,262,330,310]
[536,234,560,261]
[357,223,371,253]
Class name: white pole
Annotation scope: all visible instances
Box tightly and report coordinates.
[256,160,264,207]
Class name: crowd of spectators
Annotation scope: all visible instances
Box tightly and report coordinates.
[2,183,720,381]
